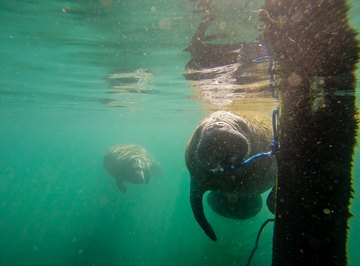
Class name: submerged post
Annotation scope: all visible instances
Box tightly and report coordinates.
[261,0,359,265]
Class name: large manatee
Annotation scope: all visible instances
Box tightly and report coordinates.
[104,144,161,193]
[185,111,276,241]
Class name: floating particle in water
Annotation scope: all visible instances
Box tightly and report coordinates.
[323,208,331,215]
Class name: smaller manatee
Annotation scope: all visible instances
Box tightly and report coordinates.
[104,144,161,193]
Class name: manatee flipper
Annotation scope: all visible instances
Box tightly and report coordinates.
[190,179,217,241]
[266,185,276,214]
[116,178,127,193]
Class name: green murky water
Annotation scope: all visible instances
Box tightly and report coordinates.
[1,1,359,265]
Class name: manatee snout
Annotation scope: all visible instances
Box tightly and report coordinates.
[197,122,249,172]
[129,159,147,184]
[131,169,146,184]
[130,159,150,184]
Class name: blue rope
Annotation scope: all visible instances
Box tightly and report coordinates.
[242,151,272,165]
[241,108,279,166]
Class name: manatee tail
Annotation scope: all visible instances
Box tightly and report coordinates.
[207,192,263,220]
[190,179,217,241]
